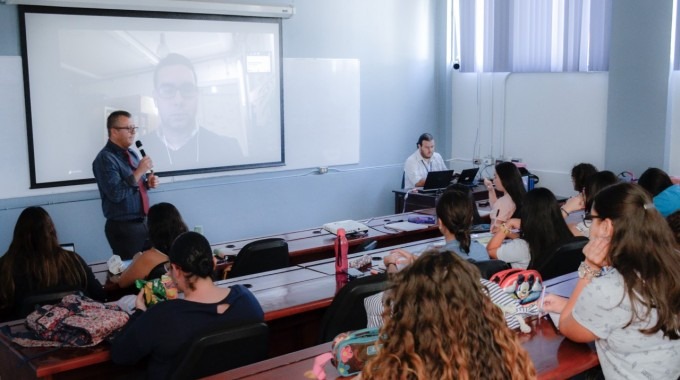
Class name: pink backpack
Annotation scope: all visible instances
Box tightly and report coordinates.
[490,268,543,306]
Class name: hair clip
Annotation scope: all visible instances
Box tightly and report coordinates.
[643,203,655,210]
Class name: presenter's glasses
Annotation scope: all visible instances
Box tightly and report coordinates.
[157,84,198,99]
[112,125,138,133]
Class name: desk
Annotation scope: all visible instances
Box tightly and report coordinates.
[95,210,441,299]
[0,240,447,379]
[212,211,441,265]
[211,317,599,380]
[2,247,593,380]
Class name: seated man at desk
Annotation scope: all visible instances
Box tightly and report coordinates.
[403,133,447,189]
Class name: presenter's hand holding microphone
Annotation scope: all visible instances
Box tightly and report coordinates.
[135,140,159,189]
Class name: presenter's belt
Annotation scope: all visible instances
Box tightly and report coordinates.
[109,217,146,223]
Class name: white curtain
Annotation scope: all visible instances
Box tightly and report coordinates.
[453,0,612,72]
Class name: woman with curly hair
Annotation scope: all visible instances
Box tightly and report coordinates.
[112,202,188,289]
[361,250,536,380]
[543,183,680,379]
[0,207,105,321]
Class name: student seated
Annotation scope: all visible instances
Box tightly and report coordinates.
[0,207,105,321]
[433,187,489,262]
[666,210,680,247]
[486,188,573,270]
[111,231,264,379]
[561,170,618,237]
[483,162,526,229]
[570,162,598,194]
[361,250,536,379]
[110,202,188,289]
[637,167,680,217]
[542,183,680,379]
[365,249,523,331]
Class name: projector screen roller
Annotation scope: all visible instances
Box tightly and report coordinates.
[20,6,284,188]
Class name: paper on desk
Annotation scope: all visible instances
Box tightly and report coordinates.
[385,221,428,232]
[549,312,560,329]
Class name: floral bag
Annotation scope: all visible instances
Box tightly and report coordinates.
[12,294,129,348]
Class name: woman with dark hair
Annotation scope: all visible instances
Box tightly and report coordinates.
[483,162,526,229]
[563,170,618,237]
[0,207,105,320]
[111,231,264,379]
[112,202,188,289]
[487,188,573,270]
[637,167,680,217]
[434,188,489,261]
[386,188,488,268]
[543,183,680,379]
[571,163,598,193]
[361,250,536,380]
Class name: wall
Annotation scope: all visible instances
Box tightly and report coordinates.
[606,0,673,174]
[0,0,445,263]
[450,72,608,197]
[451,0,680,194]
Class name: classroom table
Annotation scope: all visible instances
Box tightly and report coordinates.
[210,316,599,380]
[1,239,595,380]
[210,211,441,265]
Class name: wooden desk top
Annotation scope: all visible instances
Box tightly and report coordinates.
[211,317,598,380]
[211,212,440,262]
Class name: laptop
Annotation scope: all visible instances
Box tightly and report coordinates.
[420,170,454,192]
[457,168,479,186]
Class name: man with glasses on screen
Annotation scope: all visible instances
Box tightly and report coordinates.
[143,53,243,171]
[93,110,159,260]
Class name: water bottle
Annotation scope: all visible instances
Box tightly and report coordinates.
[334,228,349,274]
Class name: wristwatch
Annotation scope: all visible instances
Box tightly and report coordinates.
[578,261,602,280]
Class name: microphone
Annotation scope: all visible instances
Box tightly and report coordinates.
[135,140,154,174]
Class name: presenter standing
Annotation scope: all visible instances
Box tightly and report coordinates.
[403,133,447,189]
[93,110,159,260]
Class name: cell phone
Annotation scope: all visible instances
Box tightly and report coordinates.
[347,268,364,278]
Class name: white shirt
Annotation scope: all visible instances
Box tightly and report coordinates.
[403,149,447,189]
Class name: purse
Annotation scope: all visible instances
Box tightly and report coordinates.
[331,327,381,377]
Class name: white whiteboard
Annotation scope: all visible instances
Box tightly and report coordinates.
[0,56,361,199]
[283,58,360,168]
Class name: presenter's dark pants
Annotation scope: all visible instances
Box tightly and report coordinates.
[105,218,149,260]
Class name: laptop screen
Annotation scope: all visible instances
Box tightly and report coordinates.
[422,170,454,190]
[457,168,479,185]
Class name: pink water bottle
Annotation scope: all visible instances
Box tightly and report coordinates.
[334,228,349,274]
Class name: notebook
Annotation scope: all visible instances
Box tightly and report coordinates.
[457,168,479,186]
[420,170,454,192]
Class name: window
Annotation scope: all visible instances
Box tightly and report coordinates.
[450,0,612,72]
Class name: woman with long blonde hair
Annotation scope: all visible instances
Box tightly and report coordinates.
[362,250,535,380]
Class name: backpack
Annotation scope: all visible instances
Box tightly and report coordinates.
[12,294,129,348]
[490,268,543,306]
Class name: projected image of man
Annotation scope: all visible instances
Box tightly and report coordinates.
[144,53,243,171]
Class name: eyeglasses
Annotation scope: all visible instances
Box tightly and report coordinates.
[582,213,603,228]
[112,125,138,133]
[164,262,172,273]
[157,84,198,99]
